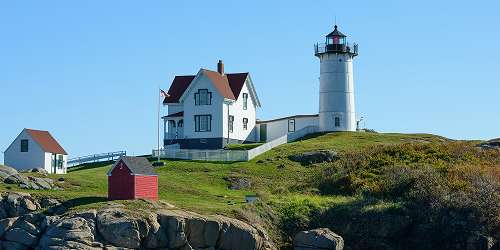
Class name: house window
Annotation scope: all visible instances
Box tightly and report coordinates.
[288,119,295,132]
[169,120,176,128]
[195,115,211,132]
[228,115,234,133]
[20,139,28,152]
[178,119,183,128]
[194,89,212,105]
[243,118,248,130]
[334,117,341,127]
[242,93,248,110]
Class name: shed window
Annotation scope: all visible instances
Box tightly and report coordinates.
[195,115,211,132]
[228,115,234,133]
[243,118,248,130]
[242,93,248,110]
[178,119,183,128]
[57,155,63,169]
[194,89,212,105]
[334,117,341,127]
[20,139,28,152]
[288,119,295,132]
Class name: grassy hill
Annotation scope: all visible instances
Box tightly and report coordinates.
[0,132,447,213]
[1,132,498,249]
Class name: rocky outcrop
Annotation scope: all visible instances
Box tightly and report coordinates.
[223,176,252,190]
[294,228,344,250]
[0,192,40,219]
[0,165,57,190]
[289,151,339,165]
[0,192,275,250]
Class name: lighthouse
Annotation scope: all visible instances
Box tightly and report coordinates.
[315,25,358,132]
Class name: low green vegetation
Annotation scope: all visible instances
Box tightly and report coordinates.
[1,132,498,249]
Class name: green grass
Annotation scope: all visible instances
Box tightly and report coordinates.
[0,132,454,214]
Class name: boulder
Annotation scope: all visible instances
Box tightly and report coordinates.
[4,174,30,186]
[0,217,18,237]
[1,240,28,250]
[30,168,49,175]
[0,165,19,180]
[289,151,339,165]
[38,213,100,249]
[215,215,268,250]
[2,192,40,218]
[96,208,149,248]
[40,197,61,208]
[294,228,344,250]
[223,176,252,190]
[158,210,190,249]
[26,176,53,190]
[3,213,46,247]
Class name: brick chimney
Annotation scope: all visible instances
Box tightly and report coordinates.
[217,60,224,75]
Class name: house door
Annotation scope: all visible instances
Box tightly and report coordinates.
[260,124,267,142]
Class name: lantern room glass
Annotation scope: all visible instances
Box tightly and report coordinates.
[327,36,346,45]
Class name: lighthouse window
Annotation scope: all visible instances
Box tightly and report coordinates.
[288,119,296,132]
[334,117,341,127]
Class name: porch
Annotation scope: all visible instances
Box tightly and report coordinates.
[162,112,184,144]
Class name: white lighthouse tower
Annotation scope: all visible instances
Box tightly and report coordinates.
[315,25,358,132]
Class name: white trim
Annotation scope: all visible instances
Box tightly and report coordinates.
[245,74,261,107]
[178,69,205,103]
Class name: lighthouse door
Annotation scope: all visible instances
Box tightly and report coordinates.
[259,124,267,142]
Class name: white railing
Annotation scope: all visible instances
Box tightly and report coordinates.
[68,150,126,167]
[153,148,248,162]
[153,125,319,162]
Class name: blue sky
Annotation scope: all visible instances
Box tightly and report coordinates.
[1,0,499,162]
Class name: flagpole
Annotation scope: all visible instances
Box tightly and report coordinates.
[157,87,161,163]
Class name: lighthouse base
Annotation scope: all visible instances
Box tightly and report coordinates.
[319,111,356,132]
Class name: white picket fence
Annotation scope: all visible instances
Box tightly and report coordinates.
[152,125,319,162]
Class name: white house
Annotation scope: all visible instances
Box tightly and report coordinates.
[162,60,261,149]
[162,25,359,150]
[4,128,68,174]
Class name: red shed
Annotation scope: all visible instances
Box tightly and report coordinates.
[107,156,158,200]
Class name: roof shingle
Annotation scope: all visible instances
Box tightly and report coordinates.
[108,156,157,176]
[163,70,249,104]
[26,129,67,155]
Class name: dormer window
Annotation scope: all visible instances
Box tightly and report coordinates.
[194,89,212,105]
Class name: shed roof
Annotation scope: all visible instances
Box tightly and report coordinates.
[108,156,157,176]
[25,129,68,155]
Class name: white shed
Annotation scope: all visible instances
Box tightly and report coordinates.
[4,128,68,174]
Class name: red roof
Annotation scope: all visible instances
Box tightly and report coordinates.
[26,129,67,155]
[163,70,249,104]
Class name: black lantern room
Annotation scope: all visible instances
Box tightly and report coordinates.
[314,25,358,57]
[326,25,346,45]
